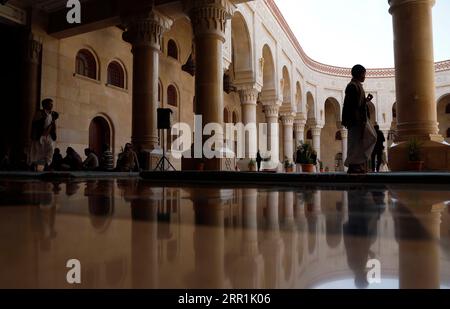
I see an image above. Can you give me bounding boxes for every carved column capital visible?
[238,87,259,106]
[185,0,235,41]
[263,104,279,119]
[389,0,435,14]
[122,10,172,51]
[311,127,322,136]
[280,113,295,126]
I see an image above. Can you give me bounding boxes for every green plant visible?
[408,138,422,162]
[296,142,317,165]
[248,159,256,167]
[284,158,294,168]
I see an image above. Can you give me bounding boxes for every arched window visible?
[76,49,97,79]
[335,131,342,141]
[447,128,450,138]
[392,105,397,118]
[167,39,178,60]
[167,85,178,107]
[232,111,238,124]
[107,61,125,88]
[306,130,312,140]
[446,104,450,114]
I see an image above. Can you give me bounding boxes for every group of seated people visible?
[49,143,140,172]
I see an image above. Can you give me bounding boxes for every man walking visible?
[371,125,386,172]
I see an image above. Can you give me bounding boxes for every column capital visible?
[311,127,322,136]
[389,0,435,14]
[122,10,172,51]
[294,113,307,126]
[185,0,235,41]
[280,113,295,126]
[263,105,279,118]
[238,87,260,106]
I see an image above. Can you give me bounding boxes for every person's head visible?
[66,147,75,155]
[374,125,380,131]
[125,143,133,151]
[42,98,54,112]
[351,64,367,83]
[84,148,92,156]
[54,148,61,155]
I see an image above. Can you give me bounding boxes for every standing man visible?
[29,98,59,170]
[342,65,377,174]
[371,125,386,172]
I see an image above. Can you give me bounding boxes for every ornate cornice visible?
[264,0,450,78]
[122,11,172,51]
[186,0,236,41]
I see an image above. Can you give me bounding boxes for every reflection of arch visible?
[89,116,113,157]
[261,45,276,97]
[76,48,98,80]
[231,12,252,78]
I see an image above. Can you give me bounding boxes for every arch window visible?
[306,130,312,140]
[446,103,450,114]
[107,61,125,88]
[167,85,178,107]
[76,49,97,79]
[168,39,179,60]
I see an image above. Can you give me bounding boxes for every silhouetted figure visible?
[83,148,99,171]
[116,143,140,172]
[49,148,63,171]
[371,125,386,172]
[61,147,83,171]
[342,65,377,174]
[256,150,262,172]
[29,98,59,169]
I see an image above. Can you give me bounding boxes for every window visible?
[76,49,97,79]
[447,128,450,138]
[392,106,397,118]
[224,109,229,123]
[168,39,178,60]
[167,85,178,107]
[307,130,312,140]
[107,61,125,88]
[335,131,342,141]
[446,104,450,114]
[232,112,238,124]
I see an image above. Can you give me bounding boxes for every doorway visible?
[89,117,111,157]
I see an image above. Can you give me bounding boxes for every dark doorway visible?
[89,117,111,157]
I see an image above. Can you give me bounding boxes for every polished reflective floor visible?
[0,179,449,289]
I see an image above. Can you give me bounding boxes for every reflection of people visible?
[342,65,377,174]
[343,189,385,289]
[29,98,59,169]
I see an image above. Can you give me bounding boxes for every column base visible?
[389,140,450,171]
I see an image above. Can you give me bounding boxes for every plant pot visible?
[408,161,424,171]
[301,164,315,173]
[285,167,294,173]
[248,165,257,172]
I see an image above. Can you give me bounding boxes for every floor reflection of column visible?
[295,192,306,267]
[392,191,444,289]
[232,189,264,288]
[130,194,158,288]
[192,189,228,288]
[282,191,296,287]
[306,191,321,255]
[261,191,283,288]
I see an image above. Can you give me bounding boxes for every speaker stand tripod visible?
[154,128,176,171]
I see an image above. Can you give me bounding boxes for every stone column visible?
[340,127,348,169]
[123,11,172,152]
[263,104,280,167]
[281,113,295,163]
[187,0,235,170]
[19,33,42,161]
[389,0,450,171]
[311,126,322,161]
[239,86,259,159]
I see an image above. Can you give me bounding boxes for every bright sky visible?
[274,0,450,68]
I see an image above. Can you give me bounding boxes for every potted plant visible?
[284,158,294,173]
[248,159,257,172]
[407,138,424,171]
[318,160,324,173]
[296,142,317,173]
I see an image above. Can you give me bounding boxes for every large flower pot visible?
[408,161,424,171]
[285,167,294,173]
[301,164,315,173]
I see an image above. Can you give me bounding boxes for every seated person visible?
[116,143,140,172]
[61,147,83,171]
[49,148,63,171]
[83,148,99,171]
